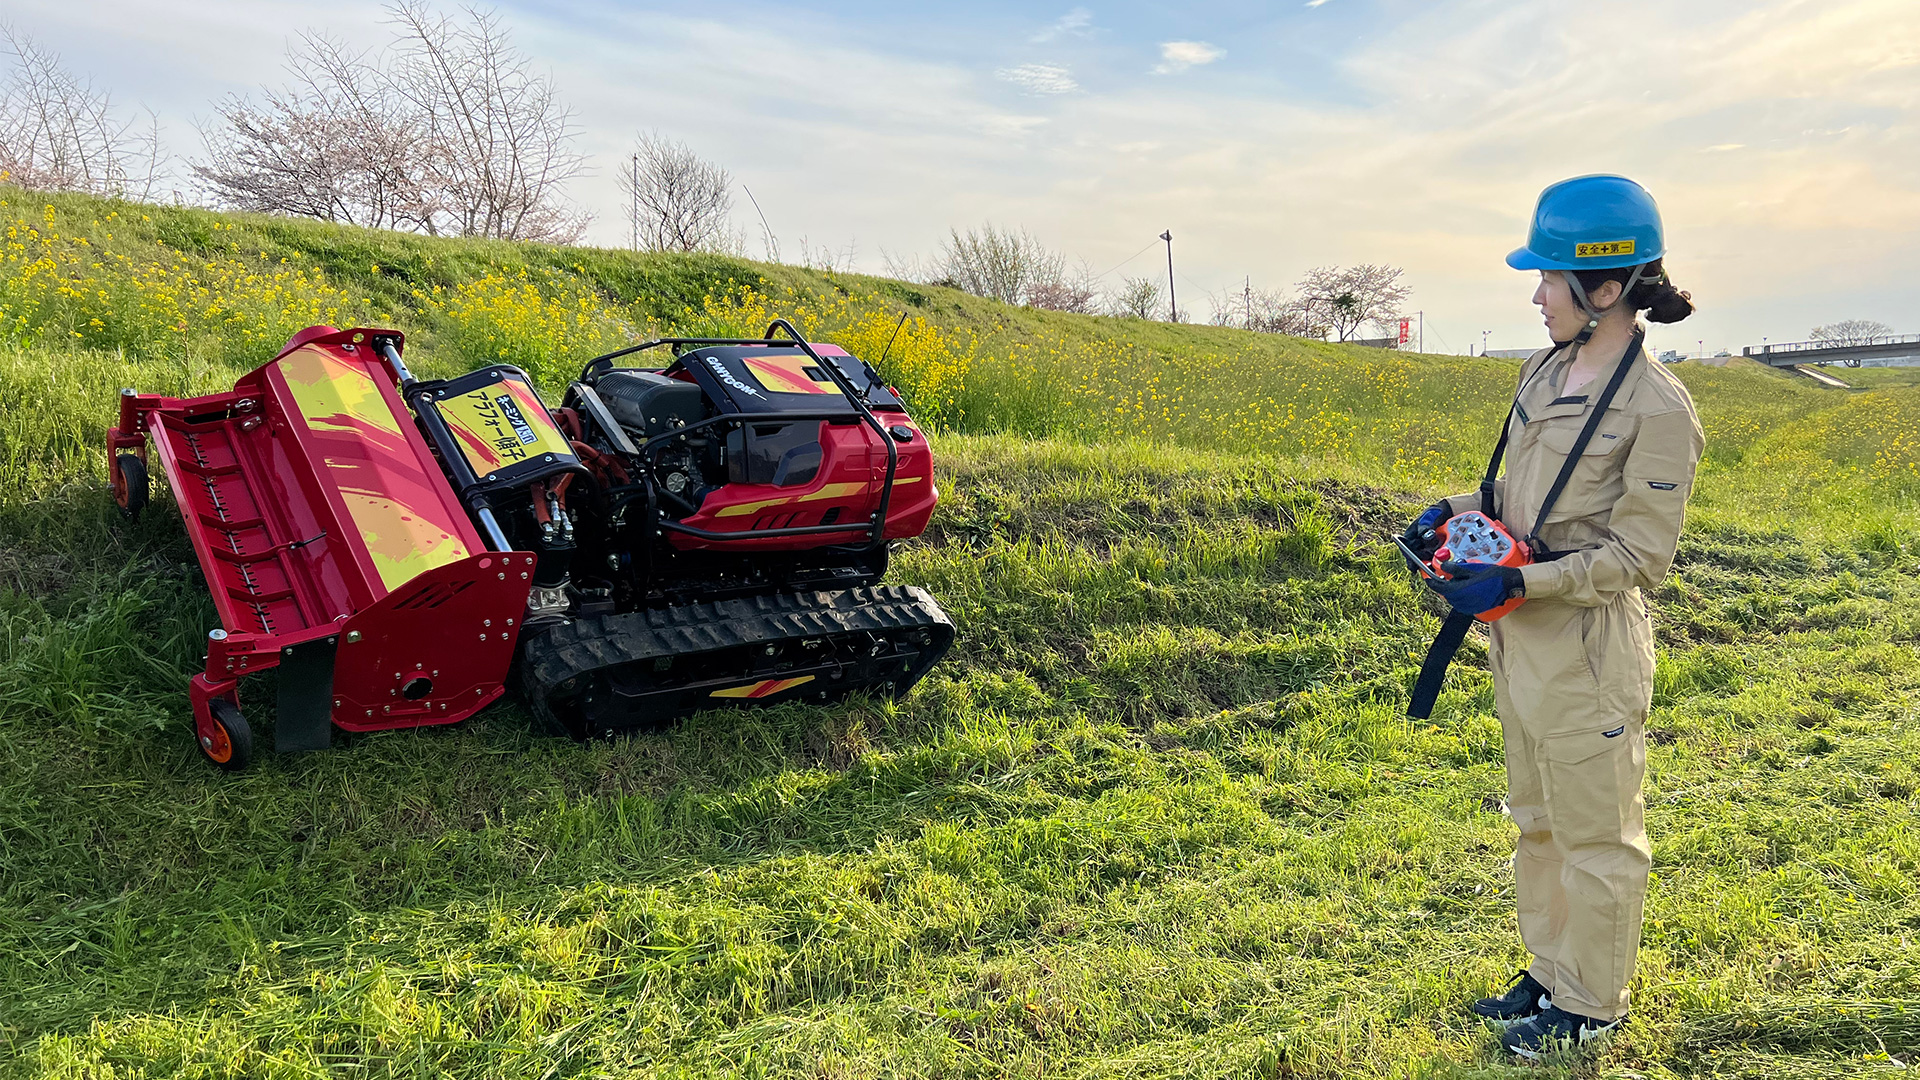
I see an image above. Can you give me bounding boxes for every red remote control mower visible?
[108,319,954,769]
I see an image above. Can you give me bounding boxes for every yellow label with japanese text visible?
[439,377,572,478]
[1574,239,1635,259]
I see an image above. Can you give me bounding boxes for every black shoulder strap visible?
[1477,345,1565,518]
[1522,328,1644,551]
[1408,331,1644,720]
[1408,610,1473,720]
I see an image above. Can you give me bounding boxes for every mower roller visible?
[108,319,954,769]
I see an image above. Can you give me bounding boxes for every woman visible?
[1403,175,1704,1059]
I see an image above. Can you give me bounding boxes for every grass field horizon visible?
[2,186,1918,1078]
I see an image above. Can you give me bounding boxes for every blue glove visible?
[1400,499,1452,561]
[1426,560,1525,616]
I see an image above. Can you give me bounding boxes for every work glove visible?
[1426,560,1525,616]
[1399,499,1453,562]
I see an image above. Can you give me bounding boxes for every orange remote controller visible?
[1427,510,1531,622]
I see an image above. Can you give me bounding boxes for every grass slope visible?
[1,188,1918,1077]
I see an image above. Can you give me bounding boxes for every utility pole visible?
[1481,329,1491,356]
[1160,230,1176,322]
[629,152,639,251]
[1244,276,1253,331]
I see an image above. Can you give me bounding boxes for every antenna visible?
[878,311,908,372]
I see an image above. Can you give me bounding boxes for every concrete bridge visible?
[1743,335,1920,368]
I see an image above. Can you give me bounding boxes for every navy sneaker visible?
[1500,1004,1626,1059]
[1469,970,1551,1027]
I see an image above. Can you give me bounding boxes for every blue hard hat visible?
[1507,174,1665,272]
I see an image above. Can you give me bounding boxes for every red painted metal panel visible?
[671,418,937,550]
[260,331,482,596]
[330,551,533,732]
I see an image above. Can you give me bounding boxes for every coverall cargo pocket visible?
[1542,726,1635,850]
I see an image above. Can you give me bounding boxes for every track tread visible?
[521,586,953,736]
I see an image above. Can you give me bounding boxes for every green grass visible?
[2,188,1919,1077]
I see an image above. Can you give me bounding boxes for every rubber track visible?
[521,585,953,728]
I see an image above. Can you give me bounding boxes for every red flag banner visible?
[1398,319,1411,345]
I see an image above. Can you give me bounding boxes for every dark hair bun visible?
[1626,259,1694,324]
[1638,281,1694,324]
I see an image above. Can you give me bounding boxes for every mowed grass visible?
[1,189,1919,1077]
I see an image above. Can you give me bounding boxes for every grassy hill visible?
[1,186,1917,1078]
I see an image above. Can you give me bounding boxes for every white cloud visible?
[1702,143,1746,152]
[996,63,1080,96]
[1032,7,1093,43]
[978,115,1050,138]
[1154,40,1224,75]
[1305,0,1335,7]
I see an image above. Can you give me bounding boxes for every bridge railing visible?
[1744,334,1920,357]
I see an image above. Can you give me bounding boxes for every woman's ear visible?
[1592,279,1625,309]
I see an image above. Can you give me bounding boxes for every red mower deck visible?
[109,328,533,765]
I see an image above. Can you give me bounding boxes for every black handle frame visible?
[589,320,901,551]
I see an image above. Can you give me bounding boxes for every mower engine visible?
[108,319,954,768]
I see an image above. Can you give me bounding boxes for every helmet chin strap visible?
[1557,263,1652,354]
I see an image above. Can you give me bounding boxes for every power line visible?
[1091,239,1161,281]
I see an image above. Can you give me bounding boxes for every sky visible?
[7,0,1918,356]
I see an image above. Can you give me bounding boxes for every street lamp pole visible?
[1160,230,1176,322]
[1481,329,1491,356]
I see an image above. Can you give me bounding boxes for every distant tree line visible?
[1208,265,1411,343]
[1,7,739,252]
[6,7,1426,345]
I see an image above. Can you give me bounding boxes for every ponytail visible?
[1574,258,1695,324]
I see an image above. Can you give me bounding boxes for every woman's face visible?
[1532,271,1621,342]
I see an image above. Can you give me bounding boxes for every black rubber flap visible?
[276,635,338,752]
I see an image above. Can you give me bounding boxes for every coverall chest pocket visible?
[1531,413,1636,517]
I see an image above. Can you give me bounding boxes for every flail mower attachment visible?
[110,320,953,769]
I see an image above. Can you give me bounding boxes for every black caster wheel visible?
[198,698,254,771]
[114,453,149,520]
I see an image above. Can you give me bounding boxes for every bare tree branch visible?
[0,24,162,198]
[620,132,733,252]
[1810,319,1896,346]
[1208,284,1328,337]
[1026,259,1101,314]
[195,32,436,230]
[1111,276,1161,320]
[386,2,587,242]
[938,224,1061,306]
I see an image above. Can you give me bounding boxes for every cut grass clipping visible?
[2,186,1918,1078]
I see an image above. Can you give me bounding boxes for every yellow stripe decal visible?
[711,675,815,699]
[714,481,869,518]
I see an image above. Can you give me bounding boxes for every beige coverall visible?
[1447,336,1704,1021]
